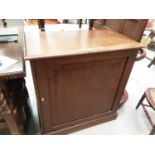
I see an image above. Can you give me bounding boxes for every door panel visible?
[46,57,126,126]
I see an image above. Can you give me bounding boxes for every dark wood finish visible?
[94,19,148,42]
[119,90,128,108]
[25,27,143,134]
[0,28,26,80]
[2,110,21,134]
[136,88,155,135]
[0,122,7,129]
[1,19,7,27]
[0,24,31,134]
[103,19,125,32]
[89,19,94,30]
[79,19,82,28]
[38,19,45,31]
[94,20,147,60]
[63,20,69,23]
[94,19,147,60]
[0,87,20,134]
[93,19,147,107]
[78,19,94,30]
[150,125,155,135]
[136,93,145,109]
[38,19,94,31]
[94,19,122,30]
[122,19,147,42]
[148,57,155,67]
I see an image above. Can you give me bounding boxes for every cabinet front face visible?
[31,51,135,134]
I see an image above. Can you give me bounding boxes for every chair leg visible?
[89,19,94,30]
[150,125,155,135]
[79,19,82,28]
[148,57,155,68]
[38,19,45,31]
[136,93,145,109]
[3,111,20,135]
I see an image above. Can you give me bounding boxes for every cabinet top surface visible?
[24,25,143,60]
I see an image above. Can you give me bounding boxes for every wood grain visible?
[0,28,25,80]
[24,26,143,60]
[25,26,142,134]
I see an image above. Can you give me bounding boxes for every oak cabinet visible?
[31,52,134,134]
[25,27,143,134]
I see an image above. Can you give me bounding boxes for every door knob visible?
[41,97,45,102]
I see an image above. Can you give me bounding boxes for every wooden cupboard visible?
[24,26,143,134]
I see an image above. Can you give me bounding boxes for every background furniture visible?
[38,19,45,31]
[94,19,147,60]
[0,79,30,134]
[0,21,31,134]
[136,88,155,135]
[1,19,7,27]
[78,19,94,30]
[148,57,155,67]
[0,86,20,134]
[93,19,148,106]
[147,30,155,67]
[94,19,147,41]
[24,25,143,134]
[37,19,95,31]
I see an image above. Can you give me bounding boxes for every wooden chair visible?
[1,19,7,27]
[38,19,45,31]
[0,88,21,134]
[136,88,155,135]
[0,78,31,135]
[78,19,94,30]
